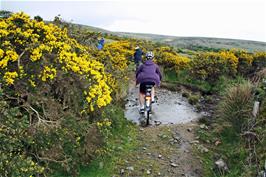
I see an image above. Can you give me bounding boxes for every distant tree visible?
[0,10,13,18]
[34,15,43,22]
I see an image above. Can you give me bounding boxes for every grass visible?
[79,123,138,177]
[196,123,250,177]
[52,103,139,177]
[163,68,247,95]
[163,69,212,93]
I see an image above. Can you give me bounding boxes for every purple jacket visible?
[136,60,162,86]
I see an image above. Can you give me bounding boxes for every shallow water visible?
[124,86,202,125]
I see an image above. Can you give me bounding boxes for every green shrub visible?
[218,81,254,132]
[188,94,200,105]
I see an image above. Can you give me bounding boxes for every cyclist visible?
[133,46,143,70]
[136,51,162,113]
[97,37,105,50]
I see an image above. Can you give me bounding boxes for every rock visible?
[170,163,178,167]
[184,150,189,153]
[140,128,144,131]
[117,146,123,150]
[158,154,162,158]
[120,169,125,174]
[99,161,104,169]
[126,166,134,171]
[147,169,151,175]
[198,145,209,153]
[187,128,192,132]
[200,124,206,129]
[162,135,167,139]
[154,121,162,126]
[191,140,200,144]
[215,159,228,172]
[158,172,161,175]
[147,152,151,156]
[143,147,147,150]
[215,140,221,146]
[173,135,181,141]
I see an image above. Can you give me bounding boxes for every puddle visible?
[125,86,203,125]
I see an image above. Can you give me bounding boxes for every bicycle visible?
[143,84,154,126]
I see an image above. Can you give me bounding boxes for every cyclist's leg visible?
[139,83,146,112]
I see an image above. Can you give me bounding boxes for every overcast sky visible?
[1,0,266,42]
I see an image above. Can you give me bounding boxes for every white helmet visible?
[145,51,154,60]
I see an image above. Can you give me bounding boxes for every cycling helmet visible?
[145,51,154,60]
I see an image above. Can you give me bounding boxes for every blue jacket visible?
[134,49,143,63]
[136,60,162,86]
[99,38,105,46]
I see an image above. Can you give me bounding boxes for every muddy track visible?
[113,77,204,177]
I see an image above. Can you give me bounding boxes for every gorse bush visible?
[92,41,133,98]
[155,46,190,72]
[190,51,239,82]
[218,81,254,132]
[0,12,112,112]
[0,12,133,176]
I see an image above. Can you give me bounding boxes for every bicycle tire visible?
[146,110,150,126]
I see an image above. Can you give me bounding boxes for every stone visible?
[162,135,167,139]
[120,169,125,174]
[99,161,104,169]
[198,145,209,153]
[126,166,134,171]
[117,146,123,150]
[187,128,192,132]
[158,154,162,158]
[215,140,221,146]
[191,140,200,144]
[200,124,206,129]
[215,159,228,172]
[147,169,151,175]
[143,147,147,150]
[170,163,178,167]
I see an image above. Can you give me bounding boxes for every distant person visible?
[136,51,162,113]
[97,37,105,50]
[133,46,143,70]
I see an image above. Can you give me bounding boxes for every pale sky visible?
[1,0,266,42]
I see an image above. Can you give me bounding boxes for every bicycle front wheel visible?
[145,110,150,126]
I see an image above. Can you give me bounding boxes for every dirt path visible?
[113,123,202,177]
[114,77,203,176]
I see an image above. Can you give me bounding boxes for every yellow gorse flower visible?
[3,71,18,85]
